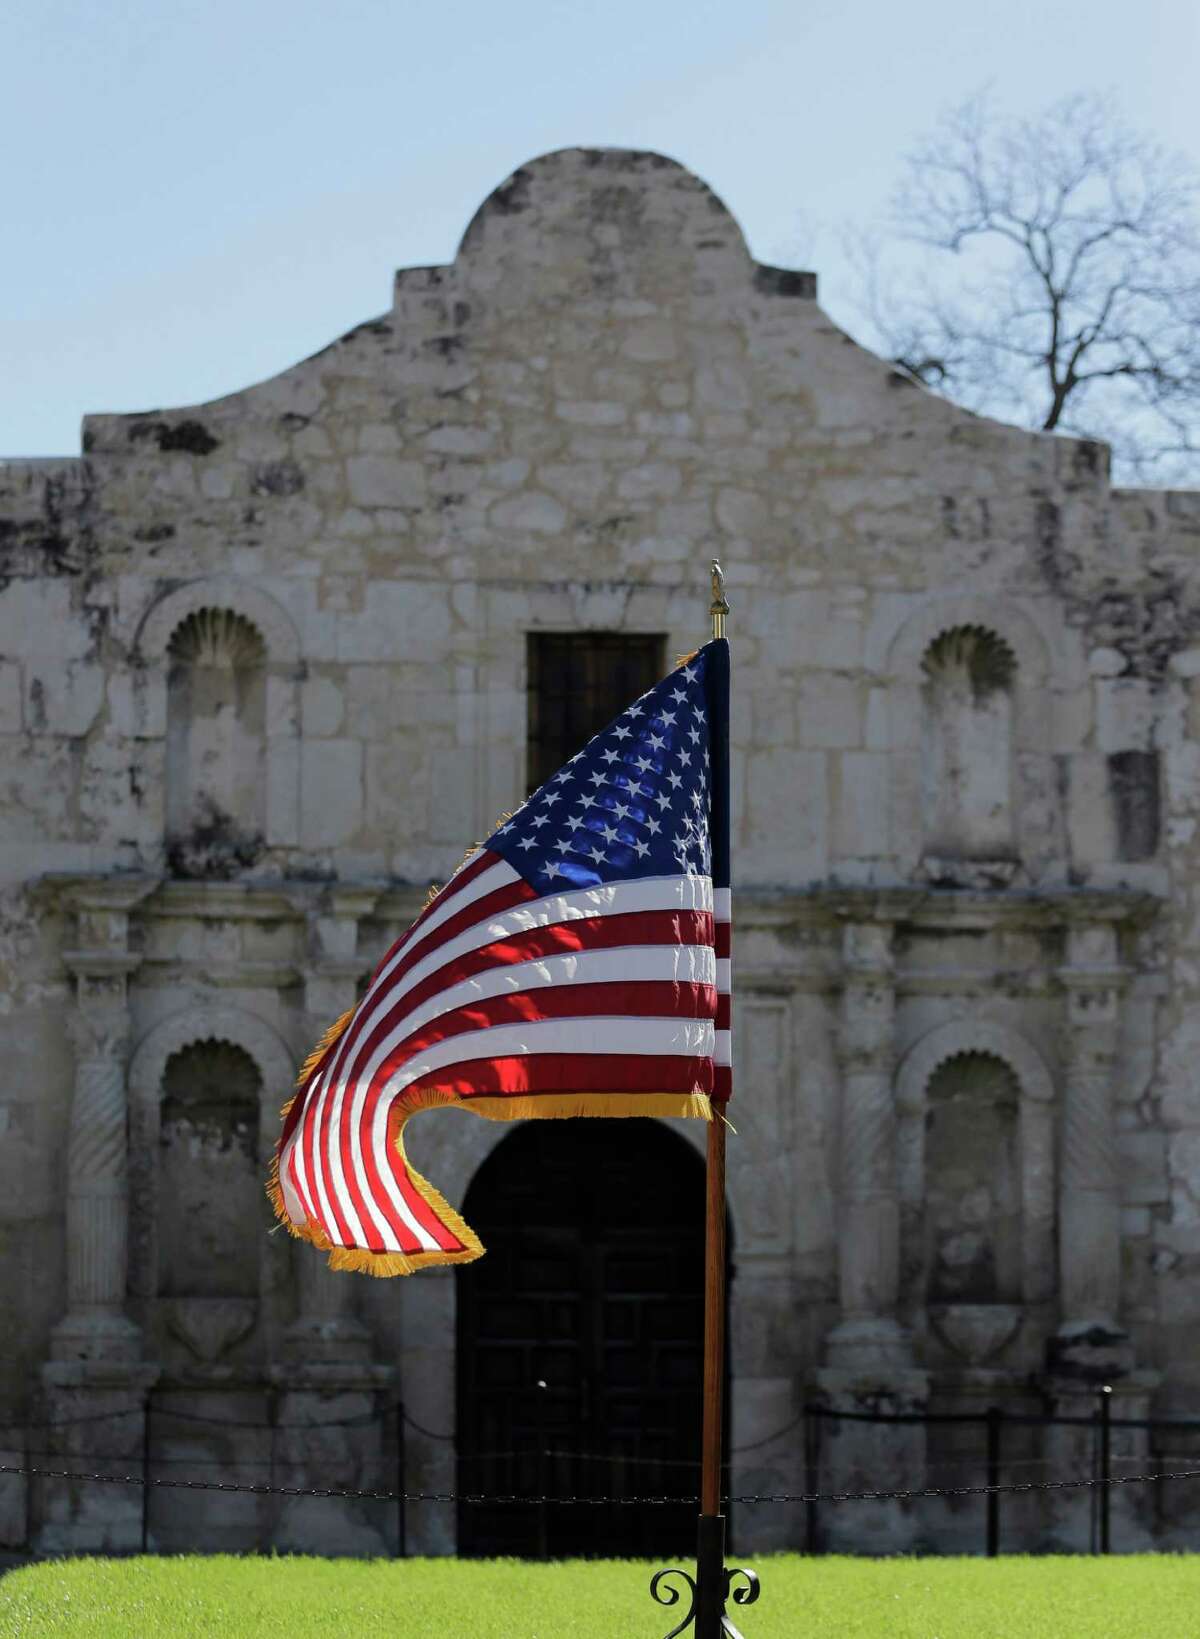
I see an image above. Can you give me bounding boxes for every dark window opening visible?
[1108,750,1160,861]
[526,632,665,794]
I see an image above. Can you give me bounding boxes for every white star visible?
[498,821,515,834]
[518,837,537,851]
[660,710,676,726]
[671,688,687,704]
[589,771,606,787]
[614,802,630,819]
[678,749,691,766]
[555,838,572,854]
[626,704,643,718]
[588,844,606,864]
[688,725,701,745]
[634,839,650,858]
[542,791,561,807]
[691,790,703,808]
[602,748,620,764]
[635,756,653,773]
[578,795,596,810]
[667,770,683,789]
[531,814,549,828]
[648,733,665,751]
[613,725,630,740]
[552,769,572,783]
[683,664,697,681]
[645,816,661,835]
[655,793,671,811]
[543,860,563,879]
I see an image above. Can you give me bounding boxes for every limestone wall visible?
[1,146,1198,1555]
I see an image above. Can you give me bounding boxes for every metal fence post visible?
[1100,1385,1112,1555]
[141,1389,152,1555]
[804,1407,821,1555]
[985,1406,1001,1558]
[395,1400,406,1559]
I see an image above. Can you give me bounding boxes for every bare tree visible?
[854,92,1200,484]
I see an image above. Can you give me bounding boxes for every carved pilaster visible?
[286,887,381,1360]
[46,883,156,1362]
[826,920,911,1372]
[1052,921,1132,1376]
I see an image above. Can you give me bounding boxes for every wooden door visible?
[456,1119,718,1558]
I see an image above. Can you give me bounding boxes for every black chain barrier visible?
[7,1458,1200,1508]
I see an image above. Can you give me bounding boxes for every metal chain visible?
[8,1459,1200,1508]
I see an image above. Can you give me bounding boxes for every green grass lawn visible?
[3,1553,1200,1638]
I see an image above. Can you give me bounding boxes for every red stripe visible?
[371,981,717,1070]
[716,995,730,1030]
[713,1065,732,1102]
[383,1110,469,1253]
[401,1051,714,1104]
[715,922,731,958]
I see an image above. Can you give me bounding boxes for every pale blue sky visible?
[4,0,1195,455]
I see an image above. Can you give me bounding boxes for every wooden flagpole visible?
[694,563,749,1639]
[650,563,757,1638]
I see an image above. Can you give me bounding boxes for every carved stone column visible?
[285,887,382,1361]
[1051,920,1134,1379]
[37,876,160,1554]
[825,920,910,1372]
[817,917,927,1553]
[46,877,159,1362]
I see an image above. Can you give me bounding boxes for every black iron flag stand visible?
[649,564,759,1638]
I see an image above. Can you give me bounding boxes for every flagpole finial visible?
[709,559,729,641]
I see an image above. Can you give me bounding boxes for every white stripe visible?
[715,1028,732,1068]
[382,944,717,1053]
[374,1014,715,1105]
[280,1154,307,1227]
[714,887,731,920]
[716,957,731,993]
[334,873,714,1115]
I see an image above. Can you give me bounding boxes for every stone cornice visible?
[31,871,1163,937]
[735,885,1160,931]
[33,873,161,915]
[62,951,143,980]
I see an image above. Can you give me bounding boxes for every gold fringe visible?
[295,1006,356,1091]
[459,1091,713,1124]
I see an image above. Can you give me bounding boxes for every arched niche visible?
[871,594,1058,881]
[919,626,1018,877]
[134,578,303,856]
[126,1005,297,1356]
[165,609,267,875]
[157,1039,263,1302]
[894,1020,1056,1337]
[923,1052,1022,1305]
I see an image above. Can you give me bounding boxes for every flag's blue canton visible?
[487,650,713,891]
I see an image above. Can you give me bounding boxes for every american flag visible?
[268,637,731,1275]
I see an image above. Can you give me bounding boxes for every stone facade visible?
[2,146,1200,1557]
